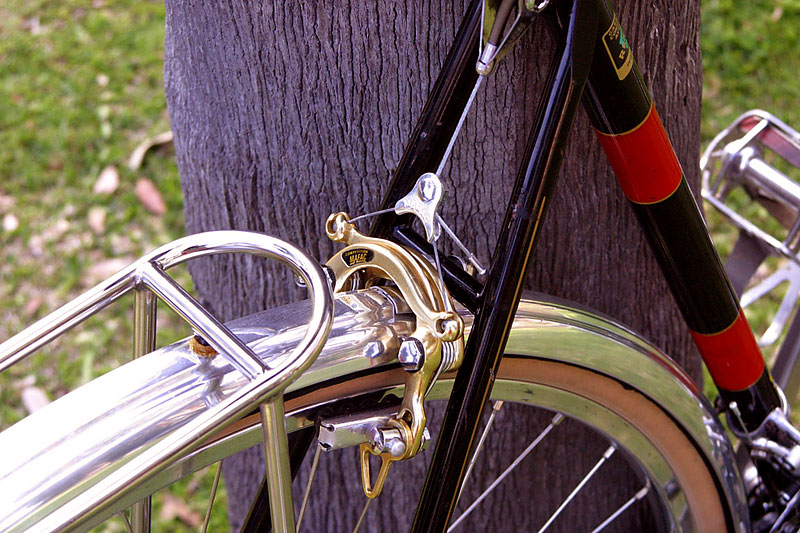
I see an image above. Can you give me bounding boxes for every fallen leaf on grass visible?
[23,296,43,317]
[12,376,35,390]
[22,17,44,35]
[136,178,166,215]
[84,257,133,285]
[0,194,16,211]
[42,219,70,242]
[160,493,202,528]
[3,213,19,232]
[87,207,106,234]
[22,386,50,414]
[128,131,173,170]
[93,165,119,195]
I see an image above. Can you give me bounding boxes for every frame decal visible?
[602,15,633,80]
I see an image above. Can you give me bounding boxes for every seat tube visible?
[582,0,781,430]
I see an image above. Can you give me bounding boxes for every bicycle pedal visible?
[702,111,800,346]
[702,110,800,260]
[740,261,800,347]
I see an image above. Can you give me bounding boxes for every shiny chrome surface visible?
[0,230,334,532]
[131,287,156,533]
[394,172,443,242]
[701,109,800,262]
[138,261,266,380]
[507,296,749,532]
[0,289,404,532]
[260,400,295,533]
[0,230,334,380]
[0,291,747,531]
[318,408,398,451]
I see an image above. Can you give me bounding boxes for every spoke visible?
[448,413,564,531]
[201,462,222,533]
[454,401,505,508]
[297,445,322,531]
[351,498,372,533]
[537,444,617,533]
[590,481,650,533]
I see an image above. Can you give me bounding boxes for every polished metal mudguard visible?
[0,289,748,531]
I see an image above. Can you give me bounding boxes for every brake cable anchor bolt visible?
[398,337,425,372]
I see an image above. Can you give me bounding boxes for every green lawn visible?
[0,1,220,530]
[701,0,800,372]
[1,0,799,530]
[0,0,186,422]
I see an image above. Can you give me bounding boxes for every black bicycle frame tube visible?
[361,0,782,530]
[410,1,597,530]
[366,0,486,311]
[581,0,781,431]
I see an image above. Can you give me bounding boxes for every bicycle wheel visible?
[0,291,746,531]
[284,358,722,532]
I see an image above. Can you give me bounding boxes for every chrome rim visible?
[90,360,715,531]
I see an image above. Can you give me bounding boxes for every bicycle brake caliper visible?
[325,212,465,498]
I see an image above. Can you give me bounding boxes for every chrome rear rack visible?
[0,231,333,531]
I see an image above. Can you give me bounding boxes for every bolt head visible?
[387,438,406,457]
[364,340,384,359]
[398,337,425,371]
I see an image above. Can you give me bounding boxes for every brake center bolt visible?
[418,174,438,202]
[398,337,425,372]
[368,427,406,457]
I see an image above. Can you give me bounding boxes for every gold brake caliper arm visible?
[325,212,465,498]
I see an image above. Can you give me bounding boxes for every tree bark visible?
[164,1,701,531]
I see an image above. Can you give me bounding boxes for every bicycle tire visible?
[0,291,747,531]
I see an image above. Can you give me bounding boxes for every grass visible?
[0,0,187,417]
[701,0,800,404]
[0,1,214,530]
[701,0,800,141]
[0,0,799,530]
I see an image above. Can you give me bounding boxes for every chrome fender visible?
[505,294,749,532]
[0,290,747,531]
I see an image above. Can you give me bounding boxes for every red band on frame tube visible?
[690,310,765,391]
[595,104,683,204]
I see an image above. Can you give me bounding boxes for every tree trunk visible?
[164,1,701,531]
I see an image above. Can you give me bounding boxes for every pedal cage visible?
[702,110,800,346]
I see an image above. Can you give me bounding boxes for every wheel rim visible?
[108,357,730,532]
